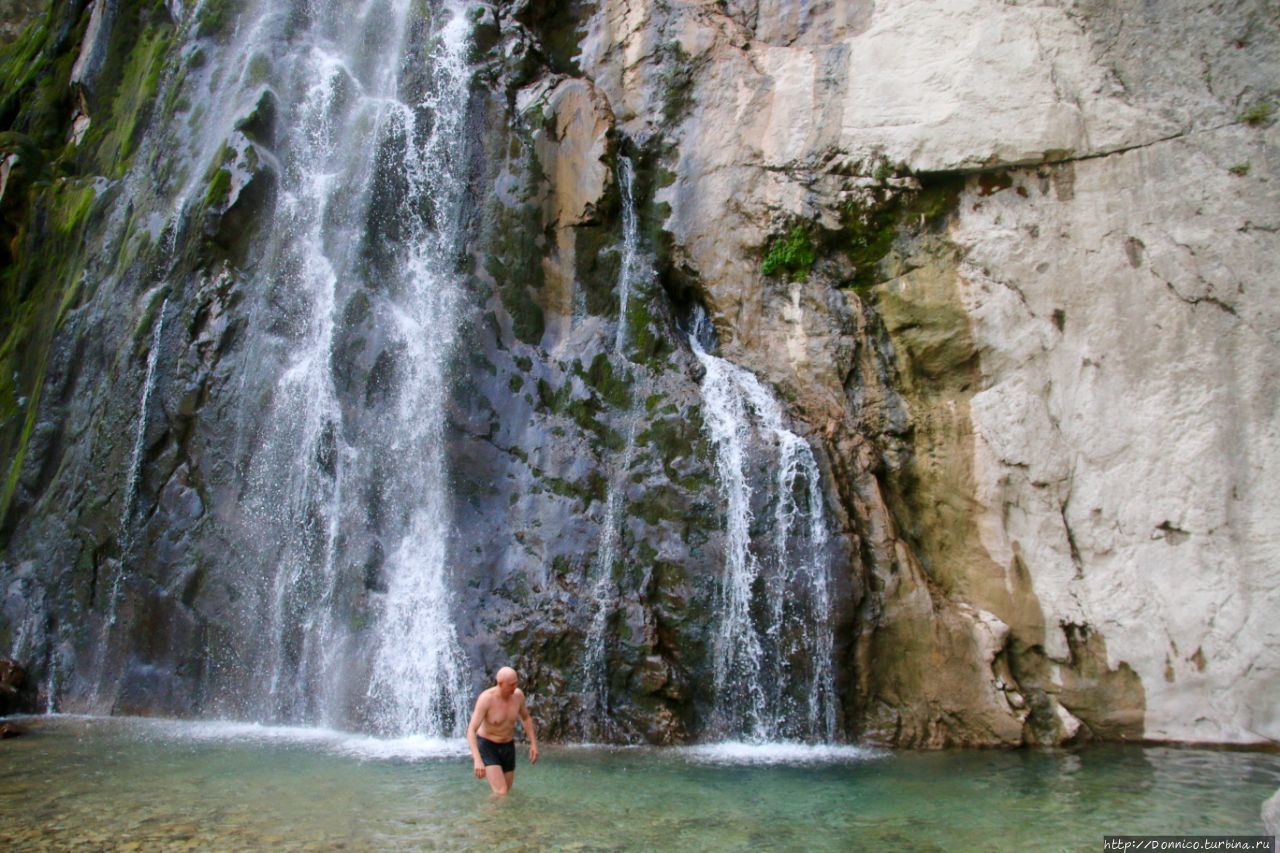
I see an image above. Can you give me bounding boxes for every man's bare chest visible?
[485,697,518,726]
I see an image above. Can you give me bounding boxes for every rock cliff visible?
[0,0,1275,746]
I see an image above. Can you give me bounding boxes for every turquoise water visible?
[1,717,1276,851]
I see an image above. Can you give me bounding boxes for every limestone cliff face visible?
[0,0,1274,747]
[557,0,1277,744]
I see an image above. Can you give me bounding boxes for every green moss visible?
[573,224,621,317]
[623,286,673,370]
[0,21,49,100]
[536,377,569,414]
[841,173,964,290]
[840,207,897,287]
[82,24,174,178]
[578,353,631,409]
[1228,163,1251,177]
[638,406,708,485]
[542,468,607,507]
[486,202,545,345]
[1239,101,1274,126]
[872,156,896,182]
[204,167,232,209]
[658,41,694,125]
[761,226,816,281]
[196,0,244,41]
[507,374,524,393]
[0,9,89,167]
[628,484,695,527]
[0,179,99,525]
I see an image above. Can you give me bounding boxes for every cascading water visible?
[361,4,475,739]
[225,0,474,735]
[689,310,837,742]
[581,157,645,736]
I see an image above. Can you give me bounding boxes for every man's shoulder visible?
[476,686,498,704]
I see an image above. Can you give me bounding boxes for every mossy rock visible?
[761,226,816,281]
[838,173,964,290]
[572,223,621,317]
[196,0,245,41]
[576,353,631,410]
[485,201,546,346]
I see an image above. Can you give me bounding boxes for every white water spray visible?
[231,0,475,734]
[689,309,836,742]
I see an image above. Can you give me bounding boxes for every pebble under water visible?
[1,717,1277,851]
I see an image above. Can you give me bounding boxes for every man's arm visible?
[519,692,539,764]
[466,693,488,778]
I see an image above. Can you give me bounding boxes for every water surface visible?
[1,717,1276,851]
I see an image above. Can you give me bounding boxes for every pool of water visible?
[1,716,1276,850]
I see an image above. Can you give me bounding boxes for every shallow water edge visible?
[2,716,1277,851]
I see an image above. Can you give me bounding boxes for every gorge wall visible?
[0,0,1275,747]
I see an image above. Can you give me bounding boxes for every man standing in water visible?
[466,666,538,796]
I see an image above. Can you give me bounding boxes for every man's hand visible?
[474,762,485,779]
[529,744,538,765]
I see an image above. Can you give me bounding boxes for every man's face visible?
[497,673,517,698]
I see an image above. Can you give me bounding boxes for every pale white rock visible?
[1055,701,1084,740]
[70,114,92,147]
[957,604,1011,665]
[0,153,15,203]
[952,124,1280,744]
[1264,788,1280,837]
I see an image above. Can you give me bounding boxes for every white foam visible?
[140,719,467,761]
[333,734,468,761]
[676,741,887,766]
[150,719,347,745]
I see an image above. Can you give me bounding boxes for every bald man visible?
[466,666,539,795]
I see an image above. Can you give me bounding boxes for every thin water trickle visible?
[613,158,640,354]
[581,157,647,736]
[108,296,169,629]
[690,308,836,742]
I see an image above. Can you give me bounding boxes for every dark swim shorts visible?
[477,735,516,773]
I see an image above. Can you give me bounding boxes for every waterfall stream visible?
[690,310,836,742]
[225,0,475,735]
[108,296,169,629]
[581,158,645,736]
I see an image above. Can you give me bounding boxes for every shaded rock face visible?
[0,0,1275,747]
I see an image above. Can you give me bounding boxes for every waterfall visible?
[581,157,644,736]
[689,310,836,742]
[361,2,475,738]
[613,158,640,353]
[108,296,169,628]
[229,0,474,734]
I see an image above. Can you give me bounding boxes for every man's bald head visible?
[495,667,518,697]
